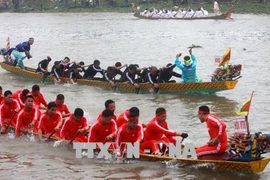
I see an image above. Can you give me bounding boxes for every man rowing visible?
[54,94,71,119]
[67,64,83,84]
[13,89,30,109]
[59,57,71,78]
[84,60,104,80]
[142,66,160,89]
[60,108,88,142]
[15,94,40,137]
[88,109,117,145]
[116,107,140,128]
[196,106,227,157]
[121,64,140,89]
[37,102,62,141]
[115,107,144,156]
[175,48,201,83]
[12,37,34,69]
[0,90,20,133]
[51,61,62,84]
[159,63,182,83]
[140,107,188,155]
[103,66,117,87]
[30,85,48,110]
[96,99,117,122]
[113,62,127,79]
[36,56,52,82]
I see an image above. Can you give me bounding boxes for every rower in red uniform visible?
[88,109,117,144]
[60,108,88,142]
[15,94,40,137]
[13,89,30,109]
[54,94,71,118]
[117,107,146,128]
[96,99,117,122]
[37,102,62,141]
[0,90,20,133]
[30,85,47,110]
[115,107,144,155]
[140,107,188,154]
[196,106,227,157]
[0,86,3,103]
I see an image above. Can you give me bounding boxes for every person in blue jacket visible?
[12,37,34,69]
[174,48,201,83]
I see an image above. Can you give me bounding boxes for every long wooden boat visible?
[6,125,270,174]
[133,12,228,20]
[0,62,238,94]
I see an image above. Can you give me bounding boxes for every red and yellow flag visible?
[236,92,254,116]
[219,48,231,67]
[6,37,10,50]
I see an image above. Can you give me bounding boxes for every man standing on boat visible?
[174,48,201,83]
[15,94,40,136]
[0,90,20,133]
[196,106,227,157]
[37,102,62,141]
[140,107,188,155]
[60,108,88,142]
[213,0,220,15]
[12,37,34,69]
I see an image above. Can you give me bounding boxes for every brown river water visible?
[0,13,270,179]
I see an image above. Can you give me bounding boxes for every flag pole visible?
[245,91,254,135]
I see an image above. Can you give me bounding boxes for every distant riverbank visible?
[0,1,270,14]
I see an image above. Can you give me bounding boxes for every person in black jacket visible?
[159,63,182,83]
[83,59,104,80]
[36,56,52,82]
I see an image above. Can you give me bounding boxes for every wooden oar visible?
[68,131,80,144]
[135,87,140,94]
[45,130,56,142]
[1,111,17,134]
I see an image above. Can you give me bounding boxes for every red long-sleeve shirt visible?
[206,114,227,143]
[0,99,20,126]
[38,111,62,135]
[144,117,177,141]
[13,90,25,109]
[116,110,129,128]
[30,92,48,108]
[15,106,40,136]
[0,95,4,104]
[88,117,117,143]
[96,110,117,122]
[53,101,70,114]
[60,114,88,140]
[115,123,144,146]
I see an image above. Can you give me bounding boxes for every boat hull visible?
[133,13,228,20]
[0,62,238,94]
[6,125,270,174]
[140,153,270,174]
